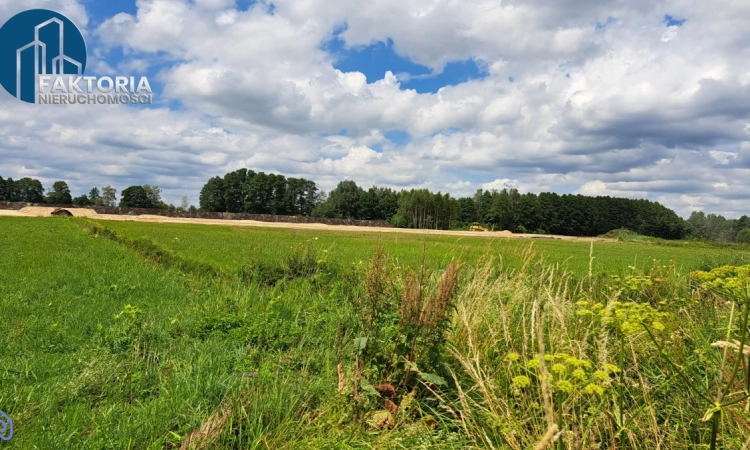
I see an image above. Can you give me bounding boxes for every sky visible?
[1,0,749,218]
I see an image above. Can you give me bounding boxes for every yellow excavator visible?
[470,222,487,232]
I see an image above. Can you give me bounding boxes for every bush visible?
[390,214,409,228]
[737,228,750,244]
[344,245,460,421]
[239,240,329,286]
[72,195,92,206]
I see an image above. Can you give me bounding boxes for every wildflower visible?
[527,359,540,369]
[512,375,531,389]
[566,357,592,369]
[556,380,573,393]
[593,370,610,382]
[504,352,521,363]
[551,363,567,375]
[572,369,587,381]
[584,383,605,395]
[604,364,621,374]
[620,320,640,336]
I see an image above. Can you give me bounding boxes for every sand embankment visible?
[0,208,612,242]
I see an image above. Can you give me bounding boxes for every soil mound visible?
[19,206,99,217]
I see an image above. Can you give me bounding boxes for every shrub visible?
[737,228,750,244]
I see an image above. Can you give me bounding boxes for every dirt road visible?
[0,207,613,242]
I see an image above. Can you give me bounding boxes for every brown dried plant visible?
[423,261,459,330]
[399,272,424,330]
[360,243,391,331]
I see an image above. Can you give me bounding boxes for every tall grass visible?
[2,216,749,448]
[442,249,749,449]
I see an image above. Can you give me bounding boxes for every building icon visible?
[16,18,83,101]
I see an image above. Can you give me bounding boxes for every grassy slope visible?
[2,217,749,448]
[0,217,217,448]
[0,217,342,448]
[99,220,750,277]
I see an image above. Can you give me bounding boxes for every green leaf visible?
[419,371,447,387]
[354,337,368,355]
[359,378,380,398]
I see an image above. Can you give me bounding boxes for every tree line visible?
[0,175,194,211]
[4,172,748,241]
[199,169,319,216]
[198,173,691,239]
[685,211,750,243]
[305,180,687,239]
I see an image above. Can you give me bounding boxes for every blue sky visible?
[1,0,749,217]
[326,36,488,94]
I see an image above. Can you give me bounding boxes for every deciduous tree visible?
[15,177,45,203]
[120,186,154,208]
[101,186,117,207]
[88,187,102,206]
[45,181,72,205]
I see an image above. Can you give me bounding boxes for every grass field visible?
[2,216,750,449]
[91,219,750,278]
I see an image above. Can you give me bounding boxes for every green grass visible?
[0,218,345,448]
[1,216,749,449]
[97,219,750,277]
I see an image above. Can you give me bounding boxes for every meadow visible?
[1,216,750,449]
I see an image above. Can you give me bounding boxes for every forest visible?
[198,170,693,240]
[2,171,749,242]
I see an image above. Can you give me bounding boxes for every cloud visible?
[1,0,750,218]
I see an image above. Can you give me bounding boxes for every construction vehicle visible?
[470,222,487,232]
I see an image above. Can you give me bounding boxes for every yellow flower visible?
[556,380,573,393]
[552,363,567,375]
[504,352,521,363]
[593,370,610,382]
[572,369,587,381]
[604,364,621,374]
[584,383,605,395]
[512,375,531,389]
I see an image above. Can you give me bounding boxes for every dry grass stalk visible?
[180,401,233,450]
[725,406,750,433]
[534,424,560,450]
[534,297,556,430]
[354,355,361,400]
[337,363,347,393]
[711,340,750,356]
